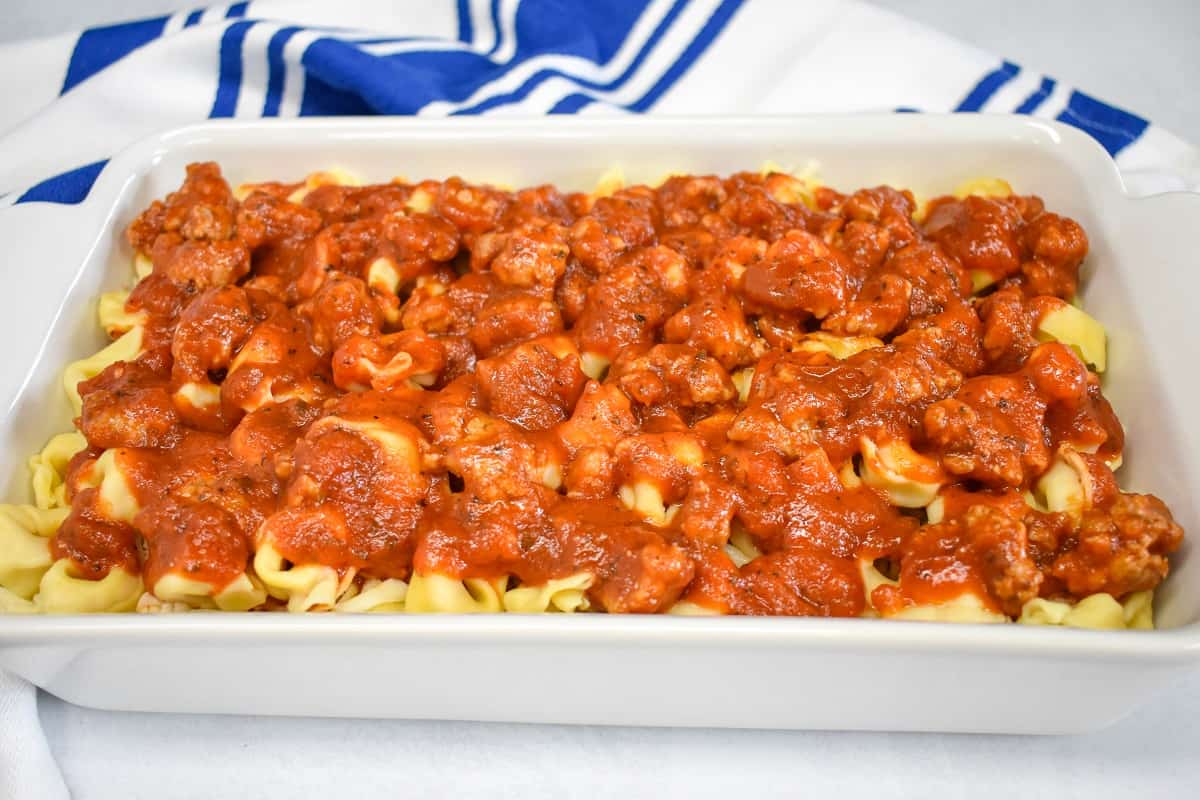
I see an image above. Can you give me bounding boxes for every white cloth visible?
[0,671,68,800]
[0,2,1196,797]
[0,0,1197,203]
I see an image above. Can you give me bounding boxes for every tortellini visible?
[254,541,344,613]
[502,573,594,614]
[794,332,883,360]
[97,290,148,338]
[0,504,68,600]
[28,432,86,510]
[151,572,267,612]
[953,177,1013,199]
[858,436,945,508]
[1028,447,1098,520]
[618,481,680,528]
[1019,591,1153,630]
[730,367,754,405]
[405,572,508,614]
[35,559,143,614]
[335,578,409,613]
[724,528,763,569]
[73,448,141,524]
[62,325,144,414]
[580,351,611,381]
[591,166,626,200]
[282,168,362,204]
[857,559,1007,624]
[667,600,723,616]
[1037,302,1107,373]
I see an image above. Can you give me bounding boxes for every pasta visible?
[334,577,408,613]
[97,290,148,337]
[405,573,507,614]
[35,559,142,613]
[73,448,141,523]
[502,572,593,613]
[857,436,944,508]
[28,432,86,510]
[62,325,143,414]
[0,505,67,600]
[254,541,344,612]
[0,161,1183,627]
[859,559,1006,624]
[151,571,267,612]
[1018,590,1153,630]
[1036,302,1107,372]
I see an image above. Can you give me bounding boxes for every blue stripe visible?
[627,0,742,111]
[549,93,595,114]
[298,1,695,117]
[895,106,921,113]
[954,60,1019,112]
[451,0,688,116]
[16,160,108,205]
[226,2,249,17]
[1055,90,1148,157]
[1015,77,1055,114]
[210,20,256,118]
[298,0,649,116]
[457,0,473,44]
[299,40,432,115]
[184,9,204,27]
[61,16,169,93]
[487,0,503,56]
[263,25,301,116]
[338,35,464,46]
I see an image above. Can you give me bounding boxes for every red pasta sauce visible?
[49,164,1182,616]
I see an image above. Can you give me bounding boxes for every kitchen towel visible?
[0,2,1196,798]
[1,0,1198,204]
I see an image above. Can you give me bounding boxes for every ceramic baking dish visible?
[0,115,1197,734]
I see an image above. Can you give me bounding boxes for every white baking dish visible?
[0,115,1198,734]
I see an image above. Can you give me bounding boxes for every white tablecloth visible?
[38,671,1200,799]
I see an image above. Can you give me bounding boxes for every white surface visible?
[0,670,67,800]
[38,669,1200,800]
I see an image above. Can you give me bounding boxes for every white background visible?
[6,1,1200,798]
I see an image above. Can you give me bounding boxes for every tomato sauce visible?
[52,163,1184,616]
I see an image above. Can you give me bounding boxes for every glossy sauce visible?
[52,164,1184,615]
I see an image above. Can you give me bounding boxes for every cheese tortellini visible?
[62,325,144,414]
[857,558,1007,624]
[34,559,143,614]
[1019,591,1153,630]
[502,572,594,613]
[1036,302,1107,373]
[858,436,945,508]
[0,504,67,601]
[28,432,86,510]
[405,573,508,614]
[254,540,345,613]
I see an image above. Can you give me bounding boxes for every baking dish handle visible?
[0,201,103,421]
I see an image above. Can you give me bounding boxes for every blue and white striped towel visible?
[0,1,1196,796]
[0,0,1198,206]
